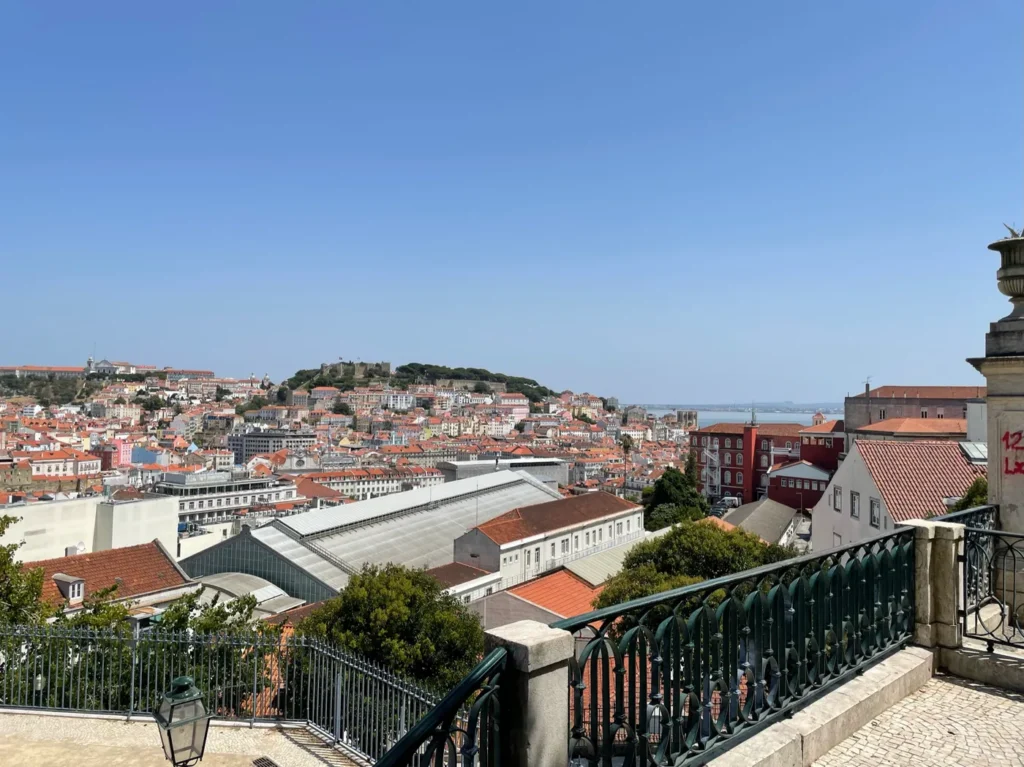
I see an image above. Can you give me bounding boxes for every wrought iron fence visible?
[376,647,506,767]
[933,505,998,612]
[0,624,441,763]
[961,527,1024,651]
[550,528,916,766]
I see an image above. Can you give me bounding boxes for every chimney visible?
[742,424,757,504]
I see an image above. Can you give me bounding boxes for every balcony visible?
[375,504,1024,766]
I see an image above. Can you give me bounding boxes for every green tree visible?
[514,421,526,433]
[645,503,704,530]
[620,434,634,461]
[235,395,269,415]
[684,448,699,488]
[646,466,708,514]
[332,401,352,415]
[275,386,289,404]
[215,386,232,402]
[0,516,50,626]
[138,395,165,412]
[953,477,988,511]
[55,585,133,630]
[473,382,491,394]
[298,564,484,689]
[113,397,127,405]
[576,411,596,425]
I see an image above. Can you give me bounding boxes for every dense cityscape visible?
[2,2,1021,766]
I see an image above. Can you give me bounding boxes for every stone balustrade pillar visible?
[484,620,574,767]
[904,519,964,648]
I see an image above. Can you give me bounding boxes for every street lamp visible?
[153,676,212,767]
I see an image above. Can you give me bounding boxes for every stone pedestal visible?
[484,620,574,767]
[969,235,1024,534]
[904,519,964,648]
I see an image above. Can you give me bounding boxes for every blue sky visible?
[2,2,1021,404]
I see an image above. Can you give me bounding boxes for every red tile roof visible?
[854,386,985,400]
[509,570,604,618]
[800,419,845,434]
[856,440,987,522]
[425,562,495,587]
[475,493,640,545]
[24,541,188,607]
[853,417,967,436]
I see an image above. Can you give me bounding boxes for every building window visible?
[585,532,590,546]
[850,491,860,519]
[535,546,540,563]
[737,437,743,449]
[921,408,928,418]
[725,438,732,449]
[870,498,881,528]
[834,486,842,512]
[526,549,531,565]
[736,452,743,464]
[724,453,732,466]
[713,438,719,448]
[608,524,612,538]
[702,436,708,446]
[825,438,833,448]
[879,408,886,420]
[598,528,602,542]
[785,441,792,449]
[616,522,623,535]
[551,543,555,557]
[760,474,768,487]
[736,472,743,485]
[937,408,944,419]
[626,519,631,532]
[724,470,732,484]
[760,455,768,468]
[485,587,493,596]
[761,440,768,451]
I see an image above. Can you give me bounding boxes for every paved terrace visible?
[0,713,359,767]
[814,674,1024,767]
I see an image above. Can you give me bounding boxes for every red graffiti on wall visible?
[1003,430,1024,474]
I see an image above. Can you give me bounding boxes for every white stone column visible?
[904,519,964,649]
[484,620,574,767]
[970,234,1024,533]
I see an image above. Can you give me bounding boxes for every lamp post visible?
[153,676,212,767]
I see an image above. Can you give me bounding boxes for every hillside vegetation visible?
[0,375,103,407]
[284,362,557,403]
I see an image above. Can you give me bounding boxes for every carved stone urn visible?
[990,235,1024,320]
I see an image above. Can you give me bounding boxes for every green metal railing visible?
[376,647,507,767]
[0,625,440,763]
[551,528,916,766]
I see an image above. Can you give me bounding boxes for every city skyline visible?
[2,2,1020,402]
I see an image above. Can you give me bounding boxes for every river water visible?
[644,409,836,428]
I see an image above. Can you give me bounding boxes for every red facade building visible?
[690,421,805,504]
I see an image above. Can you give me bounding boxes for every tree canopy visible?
[0,516,50,627]
[332,401,352,415]
[644,466,708,531]
[235,395,269,415]
[594,520,797,622]
[953,477,988,511]
[297,564,484,690]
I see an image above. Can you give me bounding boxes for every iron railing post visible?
[334,668,342,744]
[127,623,139,720]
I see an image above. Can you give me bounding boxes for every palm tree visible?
[620,434,634,465]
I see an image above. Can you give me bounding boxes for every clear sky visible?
[2,2,1021,404]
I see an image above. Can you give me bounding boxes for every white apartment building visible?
[296,466,444,501]
[810,440,985,551]
[14,448,102,478]
[150,470,305,522]
[0,495,179,561]
[452,492,644,589]
[382,391,414,411]
[227,430,317,463]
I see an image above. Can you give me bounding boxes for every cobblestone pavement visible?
[813,674,1024,767]
[0,712,358,766]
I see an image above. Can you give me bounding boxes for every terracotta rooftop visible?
[692,422,806,437]
[853,417,967,436]
[475,492,640,545]
[856,440,987,522]
[425,561,495,587]
[24,541,189,607]
[853,386,985,400]
[509,569,603,619]
[800,419,845,434]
